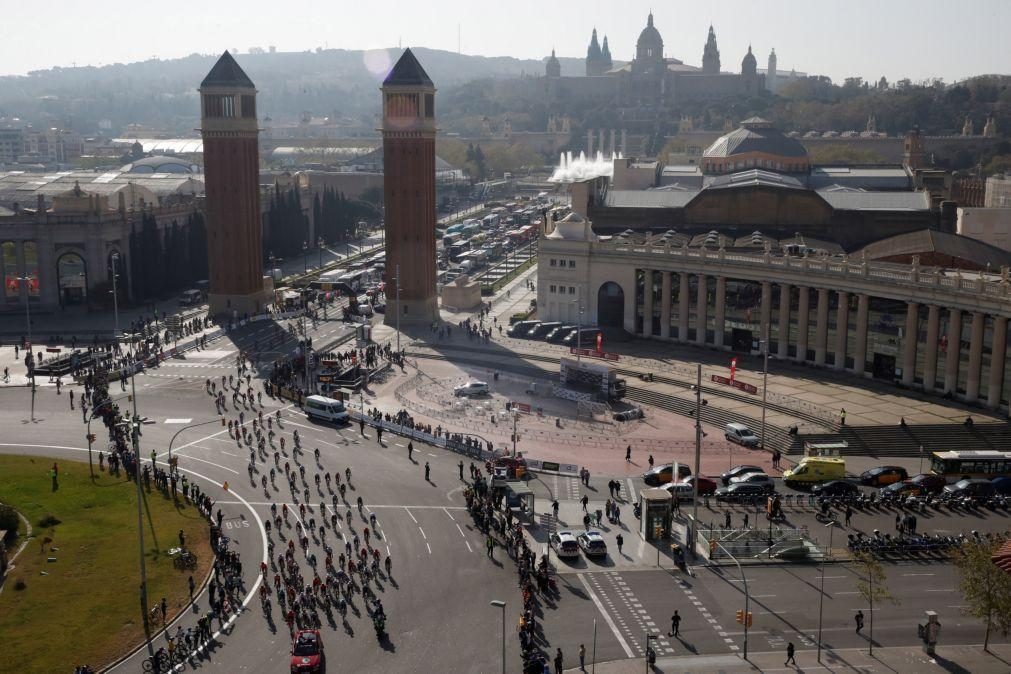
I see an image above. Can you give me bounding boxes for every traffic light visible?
[746,612,753,628]
[736,610,744,624]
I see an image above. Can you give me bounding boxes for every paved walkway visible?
[566,643,1011,673]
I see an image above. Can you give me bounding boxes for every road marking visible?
[902,573,935,577]
[443,508,456,521]
[926,588,955,592]
[578,573,634,658]
[165,418,193,424]
[426,542,432,554]
[456,524,466,538]
[418,527,427,540]
[173,453,240,475]
[465,540,473,553]
[819,576,846,579]
[835,591,860,595]
[405,508,419,524]
[753,594,777,598]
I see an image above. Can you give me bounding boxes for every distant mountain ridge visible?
[0,47,586,135]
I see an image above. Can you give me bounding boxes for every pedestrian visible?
[840,408,846,425]
[188,575,196,600]
[178,529,186,548]
[743,512,749,529]
[486,535,494,558]
[785,642,796,666]
[424,461,430,481]
[359,419,365,436]
[458,460,464,480]
[554,647,563,674]
[552,500,560,520]
[616,533,624,555]
[377,426,383,443]
[578,644,586,670]
[161,597,168,623]
[845,504,852,527]
[69,389,75,410]
[669,610,681,637]
[583,513,591,531]
[895,512,902,534]
[580,494,589,512]
[648,454,654,469]
[408,441,414,460]
[625,445,631,463]
[725,511,732,529]
[855,610,864,633]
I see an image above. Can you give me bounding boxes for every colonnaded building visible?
[538,120,1011,411]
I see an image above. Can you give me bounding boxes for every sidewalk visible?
[567,643,1011,673]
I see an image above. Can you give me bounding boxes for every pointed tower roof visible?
[383,48,433,87]
[201,51,254,88]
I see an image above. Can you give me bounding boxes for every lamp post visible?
[302,240,308,273]
[394,264,402,355]
[120,372,150,649]
[489,599,506,674]
[816,519,837,663]
[572,297,585,362]
[16,276,35,421]
[759,339,769,449]
[318,236,325,269]
[690,364,702,551]
[110,253,121,342]
[715,539,750,659]
[167,417,224,467]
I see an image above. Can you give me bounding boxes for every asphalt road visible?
[1,316,1008,673]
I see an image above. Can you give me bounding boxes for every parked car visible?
[720,465,763,486]
[908,473,947,494]
[662,482,695,502]
[527,321,562,339]
[859,466,909,487]
[729,472,775,491]
[613,407,644,422]
[643,463,692,486]
[715,482,773,501]
[881,481,924,498]
[681,476,718,495]
[546,325,577,343]
[507,320,538,337]
[811,480,859,497]
[943,478,997,498]
[453,381,490,397]
[577,531,608,557]
[550,530,580,558]
[993,476,1011,495]
[290,629,325,673]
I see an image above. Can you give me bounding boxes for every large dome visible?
[636,13,664,55]
[701,118,810,175]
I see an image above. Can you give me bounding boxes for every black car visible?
[720,465,763,486]
[527,322,561,339]
[859,466,909,487]
[715,483,772,501]
[546,326,577,343]
[811,480,859,497]
[507,320,538,338]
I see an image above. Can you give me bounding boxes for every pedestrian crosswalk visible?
[587,572,675,656]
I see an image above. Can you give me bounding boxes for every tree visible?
[852,551,899,655]
[952,536,1011,651]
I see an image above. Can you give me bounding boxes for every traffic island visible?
[0,455,212,674]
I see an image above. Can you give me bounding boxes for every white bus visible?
[304,395,350,424]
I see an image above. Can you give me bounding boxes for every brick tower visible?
[381,49,439,326]
[199,51,268,317]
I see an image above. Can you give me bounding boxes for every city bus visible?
[929,450,1011,482]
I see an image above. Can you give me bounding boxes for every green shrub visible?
[0,504,18,539]
[37,514,61,529]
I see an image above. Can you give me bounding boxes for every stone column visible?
[609,129,616,155]
[902,302,919,386]
[943,309,962,394]
[796,287,810,362]
[965,311,985,401]
[620,129,628,155]
[714,276,727,349]
[834,291,849,370]
[987,316,1007,409]
[622,270,637,335]
[760,281,772,343]
[678,273,690,343]
[642,270,654,338]
[598,129,605,154]
[853,294,869,376]
[659,271,672,339]
[777,284,791,359]
[696,274,708,346]
[587,130,594,156]
[922,305,940,390]
[814,288,829,366]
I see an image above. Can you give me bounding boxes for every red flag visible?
[730,357,738,383]
[596,332,603,353]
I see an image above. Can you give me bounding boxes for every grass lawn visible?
[0,455,213,674]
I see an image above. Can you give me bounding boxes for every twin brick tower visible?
[198,49,438,324]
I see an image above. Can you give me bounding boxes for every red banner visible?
[569,347,619,361]
[596,332,603,352]
[730,357,738,383]
[711,374,758,395]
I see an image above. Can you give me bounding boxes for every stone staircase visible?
[797,422,1011,458]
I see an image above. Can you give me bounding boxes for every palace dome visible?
[701,117,810,175]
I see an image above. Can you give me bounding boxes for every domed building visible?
[121,155,201,174]
[701,117,810,175]
[545,49,561,78]
[632,12,665,75]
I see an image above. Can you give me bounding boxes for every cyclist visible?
[369,512,377,529]
[314,447,321,461]
[357,496,363,513]
[345,467,351,483]
[385,555,392,575]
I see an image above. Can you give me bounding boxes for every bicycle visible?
[174,549,198,570]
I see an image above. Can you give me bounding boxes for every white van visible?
[178,289,203,306]
[304,395,350,424]
[725,422,759,448]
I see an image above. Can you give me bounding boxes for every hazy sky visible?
[4,0,1008,83]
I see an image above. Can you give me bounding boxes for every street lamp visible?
[318,237,325,269]
[394,264,402,355]
[489,599,506,674]
[816,519,837,663]
[759,338,769,449]
[15,276,36,421]
[302,240,308,273]
[714,539,750,659]
[110,253,121,342]
[167,418,225,467]
[571,297,585,362]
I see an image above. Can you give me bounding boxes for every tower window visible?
[424,94,434,118]
[204,94,235,118]
[241,95,256,118]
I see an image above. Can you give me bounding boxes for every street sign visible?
[711,374,759,395]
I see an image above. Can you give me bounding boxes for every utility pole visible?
[760,339,769,449]
[395,264,401,355]
[128,374,149,649]
[690,364,702,551]
[111,253,121,342]
[18,276,35,421]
